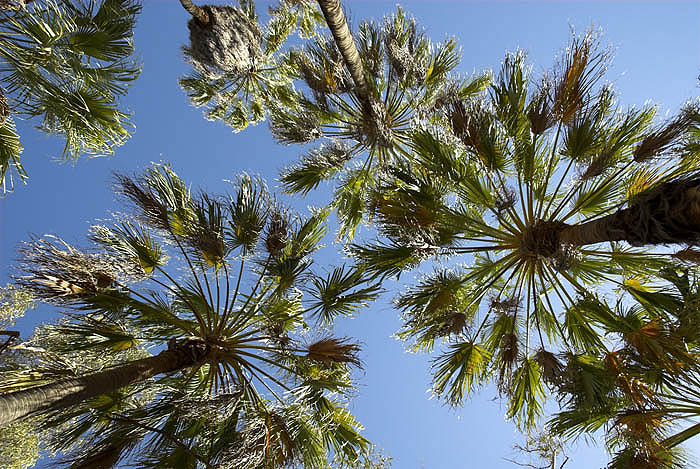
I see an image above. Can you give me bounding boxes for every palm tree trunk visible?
[559,213,627,246]
[0,339,206,426]
[179,0,209,25]
[316,0,369,103]
[559,179,700,247]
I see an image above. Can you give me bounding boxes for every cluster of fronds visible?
[273,7,491,237]
[0,0,141,193]
[547,266,700,468]
[179,0,324,132]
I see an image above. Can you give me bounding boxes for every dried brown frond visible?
[15,236,139,303]
[672,247,700,264]
[623,378,659,407]
[614,409,669,456]
[551,29,610,123]
[535,348,564,386]
[489,296,521,316]
[190,229,225,267]
[184,5,263,80]
[498,332,519,393]
[305,337,362,368]
[436,312,467,337]
[449,100,478,148]
[603,350,623,376]
[262,410,296,465]
[113,173,170,231]
[527,76,555,135]
[580,150,614,180]
[448,98,504,169]
[264,207,289,256]
[634,106,699,162]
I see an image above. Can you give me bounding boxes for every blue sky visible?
[2,0,700,467]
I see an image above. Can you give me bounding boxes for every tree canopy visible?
[3,1,700,468]
[2,163,380,467]
[0,0,141,194]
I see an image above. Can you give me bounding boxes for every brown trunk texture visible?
[560,179,700,247]
[0,342,203,426]
[316,0,368,102]
[0,330,19,355]
[559,213,627,246]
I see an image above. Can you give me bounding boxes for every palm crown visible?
[0,0,141,193]
[187,0,700,437]
[349,30,700,427]
[274,6,490,237]
[3,164,380,467]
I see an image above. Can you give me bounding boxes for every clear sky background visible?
[2,1,699,467]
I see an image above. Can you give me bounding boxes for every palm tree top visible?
[348,28,700,428]
[7,163,381,467]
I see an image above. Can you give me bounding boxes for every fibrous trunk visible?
[560,178,700,247]
[185,4,262,79]
[179,0,209,25]
[0,339,207,426]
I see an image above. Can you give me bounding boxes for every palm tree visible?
[505,430,569,469]
[0,285,33,356]
[1,164,380,467]
[273,5,489,237]
[0,284,38,469]
[0,0,141,194]
[314,0,370,108]
[349,30,700,427]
